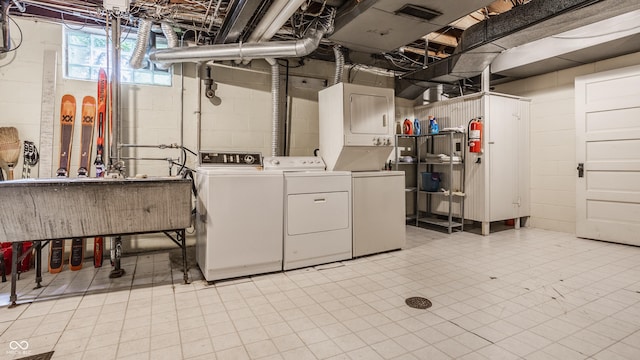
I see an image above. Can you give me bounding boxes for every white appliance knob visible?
[272,159,280,165]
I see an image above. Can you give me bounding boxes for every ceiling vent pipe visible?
[129,18,153,69]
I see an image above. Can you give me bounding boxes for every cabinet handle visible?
[577,163,584,178]
[314,198,326,203]
[382,114,387,127]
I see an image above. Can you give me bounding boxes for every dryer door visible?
[349,93,391,135]
[287,191,349,235]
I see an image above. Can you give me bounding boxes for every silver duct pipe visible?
[129,18,152,69]
[244,0,305,156]
[157,22,179,70]
[149,27,327,65]
[266,58,279,156]
[332,45,344,85]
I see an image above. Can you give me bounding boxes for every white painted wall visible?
[494,51,640,234]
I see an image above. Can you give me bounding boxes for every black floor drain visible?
[405,297,432,309]
[17,351,54,360]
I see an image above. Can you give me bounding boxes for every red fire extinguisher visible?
[468,117,482,153]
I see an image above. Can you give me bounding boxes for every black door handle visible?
[577,163,584,178]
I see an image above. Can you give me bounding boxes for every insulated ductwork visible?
[129,18,153,69]
[156,22,178,70]
[149,26,328,65]
[332,45,344,85]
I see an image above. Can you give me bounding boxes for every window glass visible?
[64,28,172,87]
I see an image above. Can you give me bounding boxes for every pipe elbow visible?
[295,29,324,57]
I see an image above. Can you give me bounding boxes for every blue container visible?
[421,172,441,192]
[429,117,439,134]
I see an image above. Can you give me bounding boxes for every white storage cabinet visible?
[414,92,530,235]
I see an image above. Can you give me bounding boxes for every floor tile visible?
[1,227,639,360]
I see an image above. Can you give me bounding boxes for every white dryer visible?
[196,151,283,281]
[265,157,352,270]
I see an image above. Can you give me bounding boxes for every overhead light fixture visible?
[396,4,442,22]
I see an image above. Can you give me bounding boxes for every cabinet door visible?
[489,96,520,221]
[349,93,390,135]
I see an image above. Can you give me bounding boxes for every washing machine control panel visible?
[200,151,263,166]
[264,156,326,171]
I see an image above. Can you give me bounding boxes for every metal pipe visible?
[247,0,305,43]
[1,0,10,52]
[120,143,180,148]
[150,27,327,64]
[129,18,152,69]
[207,0,223,33]
[196,62,202,155]
[109,13,123,174]
[156,21,179,71]
[266,58,280,156]
[180,62,184,163]
[332,44,344,85]
[121,157,179,161]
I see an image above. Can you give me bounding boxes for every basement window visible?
[63,27,172,86]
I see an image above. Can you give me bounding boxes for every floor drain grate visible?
[405,297,432,309]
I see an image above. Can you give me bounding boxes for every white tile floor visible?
[1,226,639,359]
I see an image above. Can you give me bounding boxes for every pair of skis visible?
[49,69,107,273]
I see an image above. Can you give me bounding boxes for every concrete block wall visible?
[494,51,640,234]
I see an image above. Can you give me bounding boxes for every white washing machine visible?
[265,157,352,270]
[196,151,283,281]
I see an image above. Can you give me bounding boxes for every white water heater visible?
[319,83,395,171]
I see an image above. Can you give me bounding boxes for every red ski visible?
[94,69,107,267]
[50,94,76,273]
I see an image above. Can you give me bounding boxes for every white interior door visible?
[575,65,640,245]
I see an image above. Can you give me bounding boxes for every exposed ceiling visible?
[2,0,640,99]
